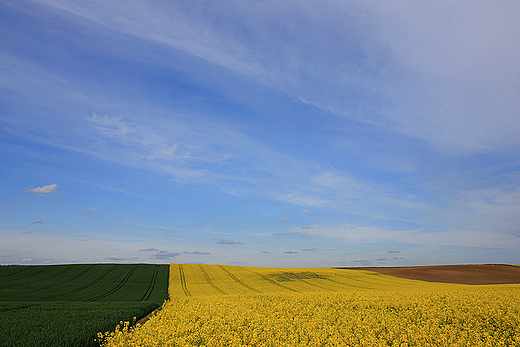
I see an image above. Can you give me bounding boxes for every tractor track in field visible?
[199,265,227,295]
[218,265,262,293]
[178,264,191,297]
[35,264,96,295]
[86,264,140,302]
[42,264,119,301]
[139,265,161,301]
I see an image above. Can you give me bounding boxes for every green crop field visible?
[0,264,169,347]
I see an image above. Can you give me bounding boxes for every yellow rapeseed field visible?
[99,264,520,346]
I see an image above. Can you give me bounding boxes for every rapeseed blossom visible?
[99,264,520,346]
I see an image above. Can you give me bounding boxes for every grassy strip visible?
[0,301,160,347]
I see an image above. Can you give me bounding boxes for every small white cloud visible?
[277,193,330,208]
[352,260,372,265]
[26,184,57,195]
[154,251,181,259]
[216,239,243,245]
[301,210,315,214]
[272,232,293,236]
[302,248,318,252]
[284,251,298,254]
[9,202,23,206]
[279,217,293,222]
[21,258,34,262]
[106,256,138,261]
[88,208,98,212]
[32,221,44,224]
[157,227,170,231]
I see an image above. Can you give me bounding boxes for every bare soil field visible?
[348,264,520,285]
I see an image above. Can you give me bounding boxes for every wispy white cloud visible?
[369,1,520,153]
[402,229,520,249]
[40,0,520,153]
[305,221,520,250]
[86,115,435,224]
[306,223,411,243]
[460,187,520,218]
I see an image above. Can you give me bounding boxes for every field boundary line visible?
[178,264,191,297]
[198,265,227,295]
[218,265,262,293]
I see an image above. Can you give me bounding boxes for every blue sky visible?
[1,0,519,267]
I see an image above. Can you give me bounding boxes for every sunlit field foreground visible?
[99,264,520,346]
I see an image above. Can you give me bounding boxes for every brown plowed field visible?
[348,264,520,285]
